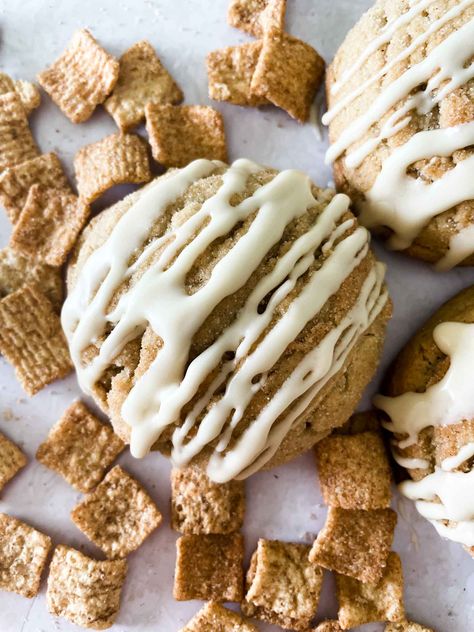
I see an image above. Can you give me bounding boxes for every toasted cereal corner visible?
[0,432,27,493]
[180,601,258,632]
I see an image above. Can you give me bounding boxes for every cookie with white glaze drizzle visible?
[64,159,390,482]
[324,0,474,269]
[376,285,474,553]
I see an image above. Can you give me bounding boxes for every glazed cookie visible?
[324,0,474,269]
[376,285,474,552]
[63,158,391,482]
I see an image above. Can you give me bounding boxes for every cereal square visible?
[227,0,286,37]
[250,27,325,122]
[242,539,323,630]
[309,507,397,583]
[433,420,474,470]
[0,247,62,311]
[385,622,435,632]
[171,465,245,534]
[145,104,228,168]
[180,601,258,632]
[105,40,183,131]
[38,29,119,123]
[314,431,392,510]
[0,152,70,224]
[36,401,124,493]
[0,513,52,598]
[314,621,344,632]
[0,73,40,113]
[0,284,72,395]
[174,533,244,602]
[336,552,405,629]
[74,132,151,203]
[71,465,162,558]
[0,92,39,171]
[0,431,27,493]
[10,184,90,267]
[47,545,127,629]
[207,42,269,107]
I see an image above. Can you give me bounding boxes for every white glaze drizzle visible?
[392,451,430,470]
[435,224,474,271]
[324,0,474,264]
[376,321,474,546]
[63,159,387,482]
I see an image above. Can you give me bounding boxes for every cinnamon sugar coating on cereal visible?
[74,132,151,203]
[385,622,435,632]
[250,27,325,122]
[38,29,119,123]
[336,552,405,629]
[174,533,244,602]
[0,432,26,493]
[171,465,245,534]
[0,92,39,171]
[309,507,396,583]
[0,284,72,395]
[314,431,392,510]
[180,601,258,632]
[0,73,40,113]
[10,184,90,267]
[242,539,323,630]
[105,40,183,131]
[207,42,268,107]
[47,545,127,629]
[0,513,52,598]
[227,0,286,37]
[145,104,228,168]
[314,621,344,632]
[71,465,162,558]
[36,401,124,493]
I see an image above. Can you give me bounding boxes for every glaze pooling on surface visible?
[63,158,388,482]
[376,322,474,546]
[324,0,474,267]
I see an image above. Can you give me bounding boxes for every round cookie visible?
[63,159,391,481]
[324,0,474,269]
[376,285,474,552]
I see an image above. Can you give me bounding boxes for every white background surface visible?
[0,0,473,630]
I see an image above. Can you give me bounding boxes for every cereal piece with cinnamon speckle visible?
[227,0,286,37]
[0,513,51,598]
[0,73,40,114]
[0,432,26,493]
[47,545,127,629]
[171,465,245,534]
[242,539,323,630]
[314,621,344,632]
[0,284,72,395]
[385,622,435,632]
[105,40,183,131]
[250,27,325,122]
[336,552,405,629]
[309,507,396,583]
[174,533,244,602]
[180,601,258,632]
[38,29,119,123]
[71,465,162,558]
[145,104,227,168]
[36,401,124,493]
[0,92,39,171]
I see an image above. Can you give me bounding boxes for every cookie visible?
[376,285,474,553]
[324,0,474,268]
[64,158,391,481]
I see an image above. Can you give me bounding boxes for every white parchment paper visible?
[0,1,473,630]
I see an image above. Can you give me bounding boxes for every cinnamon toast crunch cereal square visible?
[38,29,119,123]
[0,513,51,598]
[336,552,405,629]
[0,432,27,493]
[309,507,397,583]
[180,601,258,632]
[385,622,435,632]
[47,545,127,629]
[227,0,286,37]
[74,132,151,203]
[145,104,228,168]
[242,539,323,630]
[0,73,40,113]
[174,533,244,602]
[0,284,72,395]
[171,465,245,534]
[0,92,39,171]
[36,401,124,493]
[105,40,183,131]
[71,465,162,558]
[250,27,325,122]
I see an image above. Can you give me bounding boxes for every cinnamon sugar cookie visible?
[64,159,390,481]
[324,0,474,269]
[376,285,474,552]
